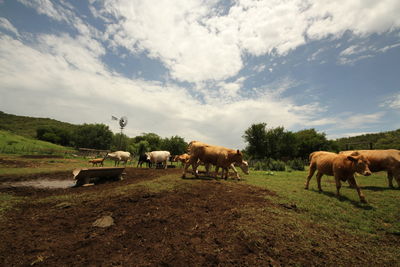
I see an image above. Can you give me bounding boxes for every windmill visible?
[112,115,128,150]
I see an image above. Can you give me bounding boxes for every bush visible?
[251,158,286,171]
[287,158,305,171]
[269,159,286,171]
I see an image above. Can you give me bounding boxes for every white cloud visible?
[381,93,400,110]
[0,33,333,148]
[0,17,19,36]
[17,0,68,22]
[94,0,400,84]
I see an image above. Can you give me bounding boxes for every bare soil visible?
[0,166,398,266]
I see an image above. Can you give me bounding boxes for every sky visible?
[1,0,400,149]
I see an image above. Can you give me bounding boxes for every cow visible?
[305,151,372,203]
[147,151,171,169]
[182,141,244,179]
[340,149,400,188]
[173,153,190,167]
[137,153,152,168]
[106,151,131,166]
[88,157,105,167]
[215,160,250,180]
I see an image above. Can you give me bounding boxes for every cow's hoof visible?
[360,196,367,203]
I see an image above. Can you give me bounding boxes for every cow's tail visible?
[309,152,316,162]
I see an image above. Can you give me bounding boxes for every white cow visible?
[147,151,171,169]
[106,151,131,166]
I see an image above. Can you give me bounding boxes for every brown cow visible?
[88,158,105,167]
[173,153,190,167]
[340,149,400,188]
[182,141,244,179]
[305,151,372,203]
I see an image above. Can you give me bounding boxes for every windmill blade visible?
[119,116,128,128]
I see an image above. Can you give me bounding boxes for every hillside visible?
[0,111,78,139]
[0,130,75,154]
[335,129,400,150]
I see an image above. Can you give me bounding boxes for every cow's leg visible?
[392,170,400,188]
[387,170,394,188]
[223,167,229,180]
[316,171,323,192]
[164,160,167,169]
[230,164,240,180]
[183,158,197,178]
[305,162,316,189]
[334,174,342,197]
[347,176,367,203]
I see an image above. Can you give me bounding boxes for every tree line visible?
[36,124,188,156]
[35,122,400,161]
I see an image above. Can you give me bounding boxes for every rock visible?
[92,216,114,228]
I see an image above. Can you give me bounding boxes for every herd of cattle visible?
[87,143,400,203]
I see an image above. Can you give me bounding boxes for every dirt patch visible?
[0,157,38,168]
[0,168,398,266]
[20,155,65,159]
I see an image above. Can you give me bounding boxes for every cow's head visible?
[238,160,249,175]
[231,150,243,164]
[347,153,371,176]
[145,152,151,160]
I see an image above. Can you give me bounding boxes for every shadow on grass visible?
[310,189,375,210]
[360,186,399,191]
[181,175,216,181]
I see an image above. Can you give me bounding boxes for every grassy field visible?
[1,154,398,237]
[243,170,400,236]
[0,130,75,155]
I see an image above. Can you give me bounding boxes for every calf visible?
[215,160,249,180]
[88,157,105,167]
[340,149,400,188]
[137,153,152,168]
[305,151,372,203]
[173,153,190,167]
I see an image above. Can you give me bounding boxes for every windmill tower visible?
[112,115,128,150]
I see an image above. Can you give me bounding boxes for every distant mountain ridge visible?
[0,111,78,139]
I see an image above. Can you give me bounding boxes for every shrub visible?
[269,159,286,171]
[287,158,305,171]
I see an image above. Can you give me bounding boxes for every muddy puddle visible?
[0,179,75,189]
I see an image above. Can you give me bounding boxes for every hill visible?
[335,129,400,150]
[0,130,75,154]
[0,111,78,139]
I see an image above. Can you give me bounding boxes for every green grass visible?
[0,130,75,154]
[242,169,400,236]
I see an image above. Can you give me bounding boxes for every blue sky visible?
[1,0,399,149]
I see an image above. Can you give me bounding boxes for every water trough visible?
[72,167,125,187]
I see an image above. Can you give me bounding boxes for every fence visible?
[0,145,76,155]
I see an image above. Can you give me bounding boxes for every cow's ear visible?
[347,156,357,162]
[237,149,241,154]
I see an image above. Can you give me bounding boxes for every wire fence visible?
[0,145,76,156]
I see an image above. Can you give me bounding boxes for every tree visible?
[161,136,188,155]
[132,133,162,151]
[111,133,130,151]
[294,129,332,159]
[264,127,297,159]
[36,126,73,146]
[242,123,268,159]
[74,124,113,150]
